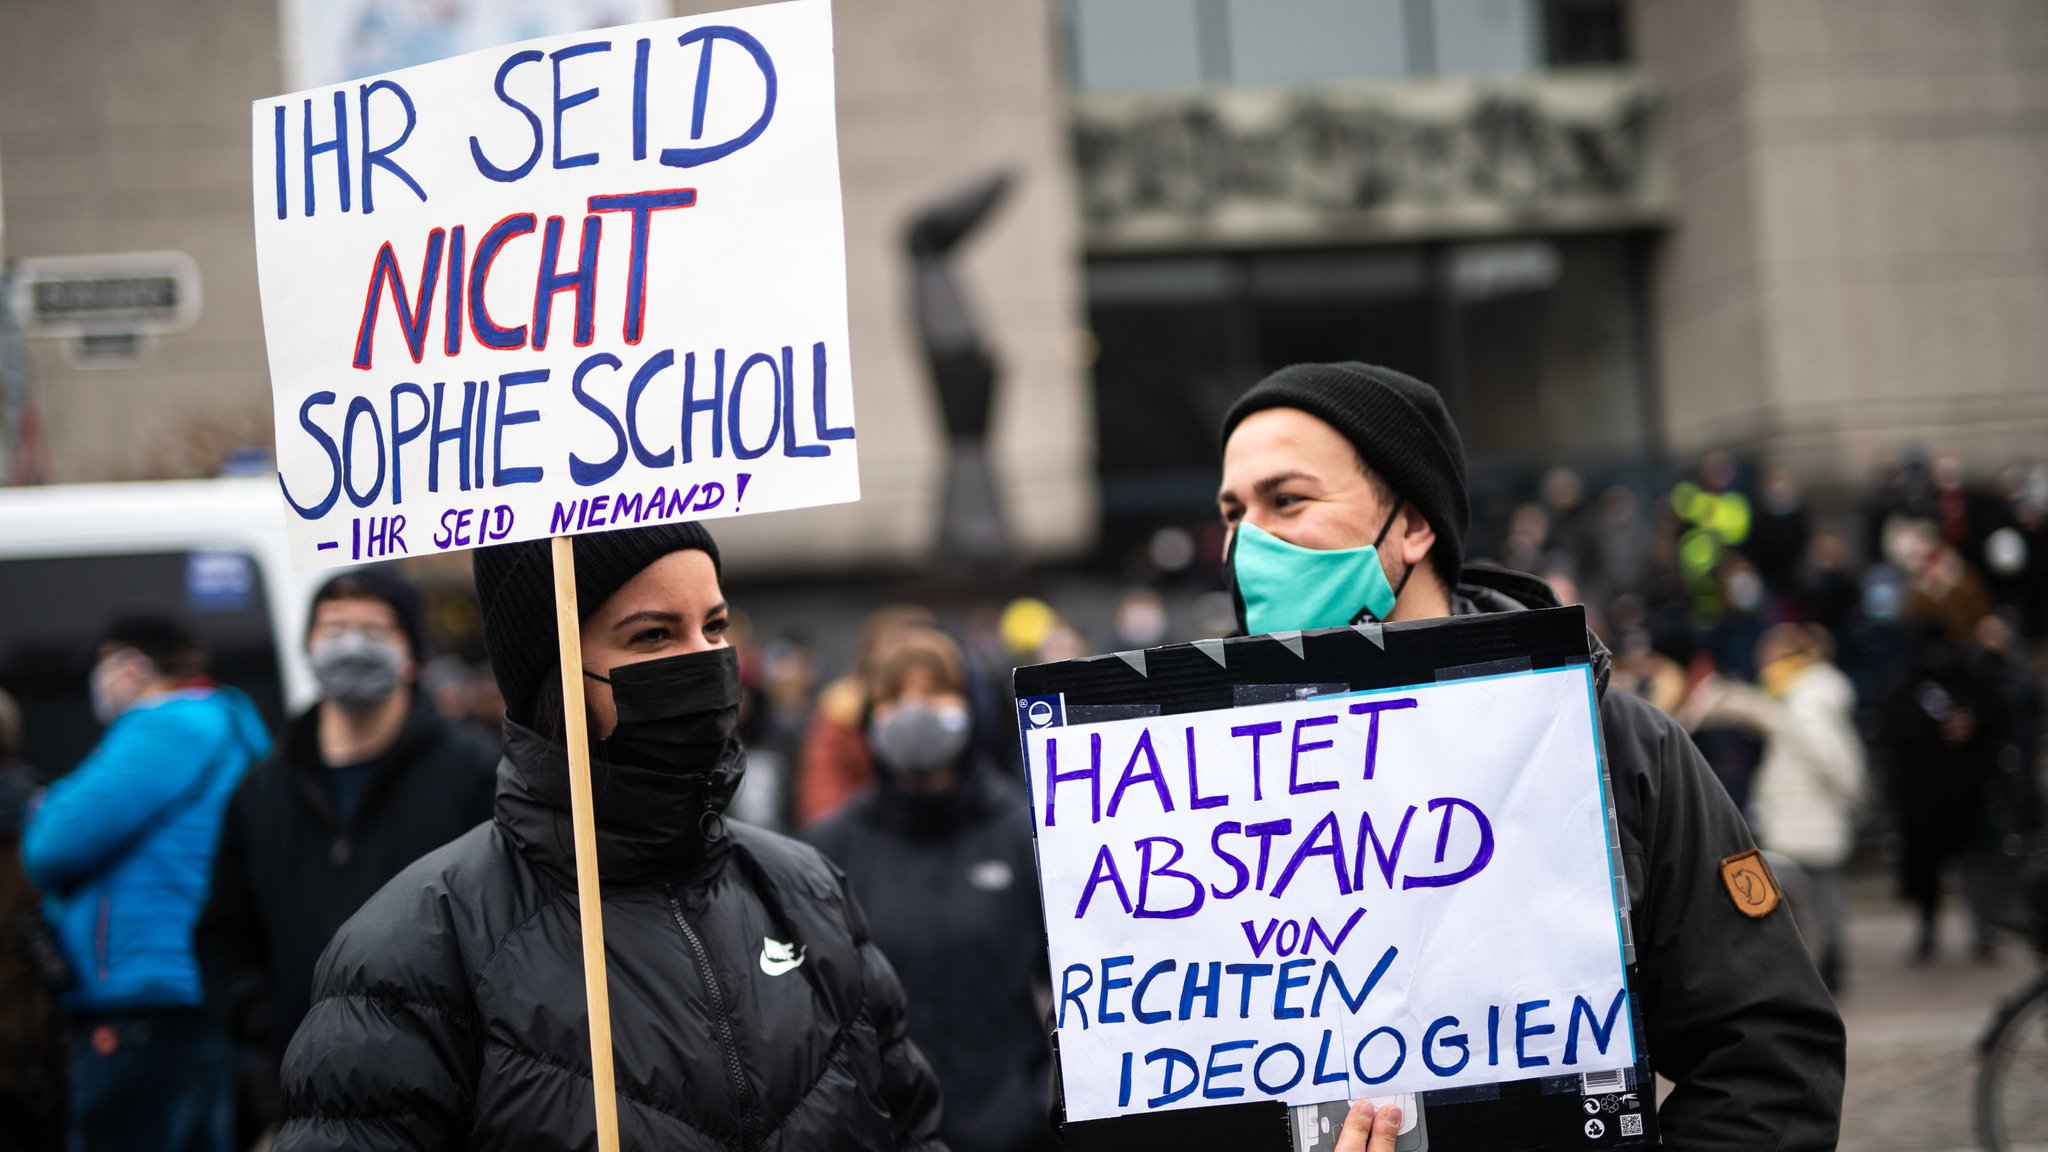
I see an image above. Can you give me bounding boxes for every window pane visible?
[1433,0,1541,76]
[1458,237,1647,464]
[0,552,285,778]
[1068,0,1206,91]
[1543,0,1631,66]
[1224,0,1408,84]
[1088,259,1244,488]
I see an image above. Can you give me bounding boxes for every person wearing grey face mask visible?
[808,627,1055,1152]
[195,570,497,1139]
[309,627,407,712]
[867,697,972,781]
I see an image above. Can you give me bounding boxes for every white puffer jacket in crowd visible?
[1752,661,1867,869]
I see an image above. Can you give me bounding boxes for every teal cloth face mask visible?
[1228,500,1411,635]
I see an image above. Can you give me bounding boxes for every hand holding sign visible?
[1335,1100,1402,1152]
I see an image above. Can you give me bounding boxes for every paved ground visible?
[1826,881,2039,1152]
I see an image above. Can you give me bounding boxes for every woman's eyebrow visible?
[702,602,729,622]
[610,610,682,631]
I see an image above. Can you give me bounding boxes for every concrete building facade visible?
[1638,0,2048,491]
[0,0,1092,575]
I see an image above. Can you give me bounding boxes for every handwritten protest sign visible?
[252,0,855,570]
[1021,660,1634,1124]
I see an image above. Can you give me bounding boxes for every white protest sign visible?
[253,0,856,570]
[1025,666,1633,1122]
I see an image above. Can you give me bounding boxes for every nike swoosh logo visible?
[759,938,806,976]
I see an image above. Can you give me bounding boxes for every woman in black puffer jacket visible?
[273,524,947,1152]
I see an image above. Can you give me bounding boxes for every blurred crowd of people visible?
[1504,448,2047,989]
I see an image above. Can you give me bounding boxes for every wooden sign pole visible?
[551,535,623,1152]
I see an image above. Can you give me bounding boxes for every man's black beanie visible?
[472,522,722,720]
[310,568,425,661]
[1220,361,1469,587]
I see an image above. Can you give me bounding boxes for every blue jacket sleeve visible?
[21,702,225,893]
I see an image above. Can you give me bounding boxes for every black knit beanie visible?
[472,522,722,721]
[1220,362,1469,587]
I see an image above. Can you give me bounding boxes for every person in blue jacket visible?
[20,614,268,1152]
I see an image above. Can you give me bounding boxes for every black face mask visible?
[585,645,742,773]
[581,647,746,846]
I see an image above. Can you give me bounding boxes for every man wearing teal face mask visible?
[1215,363,1846,1150]
[1220,363,1467,632]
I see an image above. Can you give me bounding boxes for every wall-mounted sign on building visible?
[10,250,203,367]
[14,251,202,338]
[1073,72,1669,253]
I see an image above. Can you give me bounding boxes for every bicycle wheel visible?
[1978,975,2048,1151]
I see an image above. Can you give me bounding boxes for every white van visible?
[0,478,327,776]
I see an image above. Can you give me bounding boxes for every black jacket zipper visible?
[664,885,757,1150]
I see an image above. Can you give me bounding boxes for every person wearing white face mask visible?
[21,614,268,1152]
[808,628,1053,1152]
[195,570,496,1139]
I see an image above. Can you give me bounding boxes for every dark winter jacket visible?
[808,761,1054,1152]
[195,691,498,1069]
[1883,634,2009,900]
[1457,567,1845,1150]
[271,719,947,1152]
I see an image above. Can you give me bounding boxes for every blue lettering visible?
[1271,811,1353,899]
[664,26,778,168]
[388,383,429,504]
[1423,1016,1470,1076]
[471,50,545,182]
[568,354,627,485]
[279,392,341,519]
[341,396,384,508]
[1402,797,1495,890]
[1210,822,1250,899]
[1311,947,1398,1017]
[1145,1048,1199,1108]
[1058,964,1091,1030]
[1229,720,1283,802]
[1073,844,1131,919]
[1132,960,1177,1024]
[1353,806,1417,890]
[1288,714,1340,794]
[1515,999,1554,1069]
[1564,990,1629,1065]
[1044,733,1102,828]
[1134,837,1203,920]
[550,41,611,169]
[729,352,780,460]
[1253,1043,1306,1095]
[1178,961,1221,1020]
[1098,956,1133,1025]
[1109,728,1175,819]
[302,91,350,216]
[1202,1040,1256,1100]
[492,369,546,486]
[1273,958,1314,1020]
[1349,698,1418,779]
[358,79,426,212]
[1353,1027,1406,1086]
